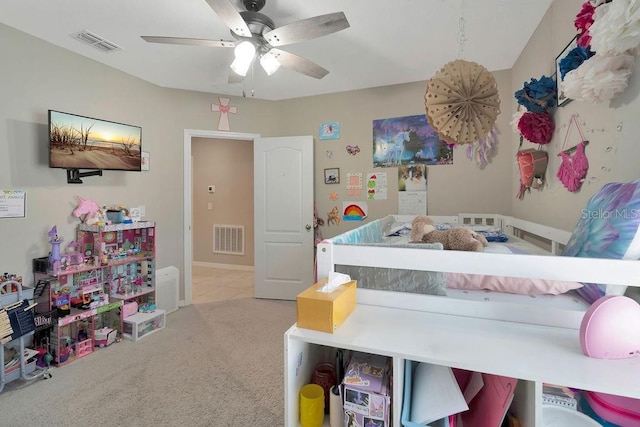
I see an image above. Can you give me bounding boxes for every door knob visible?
[305,224,312,231]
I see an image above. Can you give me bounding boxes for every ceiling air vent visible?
[72,30,122,53]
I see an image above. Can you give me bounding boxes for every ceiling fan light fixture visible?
[230,41,256,76]
[260,53,281,76]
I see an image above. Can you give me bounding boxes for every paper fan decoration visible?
[425,60,501,145]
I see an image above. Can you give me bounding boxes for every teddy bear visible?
[409,215,434,242]
[409,215,489,252]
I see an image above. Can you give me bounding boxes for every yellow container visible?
[296,279,357,333]
[299,383,325,427]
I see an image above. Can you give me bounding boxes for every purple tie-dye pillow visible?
[562,180,640,303]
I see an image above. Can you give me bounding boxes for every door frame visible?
[183,129,261,306]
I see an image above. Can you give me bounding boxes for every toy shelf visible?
[78,221,156,233]
[50,301,123,366]
[47,255,155,277]
[31,220,159,369]
[110,287,155,301]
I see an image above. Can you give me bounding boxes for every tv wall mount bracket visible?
[66,168,102,184]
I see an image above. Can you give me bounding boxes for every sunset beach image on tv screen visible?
[49,110,142,171]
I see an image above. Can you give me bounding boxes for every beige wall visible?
[192,137,254,266]
[510,0,640,231]
[278,73,514,239]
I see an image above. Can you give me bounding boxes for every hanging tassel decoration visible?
[466,127,498,169]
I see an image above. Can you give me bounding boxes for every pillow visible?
[446,273,583,295]
[562,180,640,303]
[447,243,583,295]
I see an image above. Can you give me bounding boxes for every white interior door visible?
[254,135,314,299]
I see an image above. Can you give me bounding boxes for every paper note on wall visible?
[398,191,427,215]
[0,190,26,218]
[346,173,363,196]
[366,172,387,200]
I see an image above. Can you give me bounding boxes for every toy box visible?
[342,352,391,427]
[296,279,357,333]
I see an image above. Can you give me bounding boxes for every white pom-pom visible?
[511,110,525,134]
[561,53,634,103]
[590,0,640,54]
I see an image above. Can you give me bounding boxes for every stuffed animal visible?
[408,215,434,242]
[409,216,488,251]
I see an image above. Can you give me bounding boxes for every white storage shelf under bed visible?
[284,213,640,426]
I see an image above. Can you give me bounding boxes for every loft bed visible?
[316,209,640,330]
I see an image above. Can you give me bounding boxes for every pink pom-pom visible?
[518,111,555,145]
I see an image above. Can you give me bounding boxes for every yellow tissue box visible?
[296,279,357,333]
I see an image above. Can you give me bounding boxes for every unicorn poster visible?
[372,114,453,167]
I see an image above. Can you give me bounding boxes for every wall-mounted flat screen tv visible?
[49,110,142,171]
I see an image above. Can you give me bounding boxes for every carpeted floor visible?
[0,297,296,427]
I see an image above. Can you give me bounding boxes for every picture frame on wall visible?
[555,35,578,107]
[324,168,340,184]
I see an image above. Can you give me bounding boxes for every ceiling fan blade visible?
[264,12,349,46]
[141,36,235,48]
[269,48,329,79]
[228,69,245,84]
[205,0,252,37]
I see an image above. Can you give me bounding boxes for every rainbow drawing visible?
[342,203,367,221]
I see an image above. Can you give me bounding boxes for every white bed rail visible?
[316,214,640,329]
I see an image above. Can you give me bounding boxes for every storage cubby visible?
[284,304,639,426]
[122,309,165,341]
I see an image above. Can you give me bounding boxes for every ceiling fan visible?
[141,0,350,83]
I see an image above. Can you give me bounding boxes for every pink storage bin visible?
[585,391,640,427]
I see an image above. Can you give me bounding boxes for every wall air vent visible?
[72,30,122,53]
[213,224,245,256]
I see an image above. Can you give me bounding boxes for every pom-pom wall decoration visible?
[575,1,596,47]
[559,46,595,80]
[589,0,640,54]
[514,75,557,112]
[518,111,555,145]
[511,109,525,134]
[562,53,635,103]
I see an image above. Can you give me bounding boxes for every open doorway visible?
[183,130,260,306]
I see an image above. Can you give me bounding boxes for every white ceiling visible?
[0,0,553,101]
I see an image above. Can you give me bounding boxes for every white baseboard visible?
[192,261,254,272]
